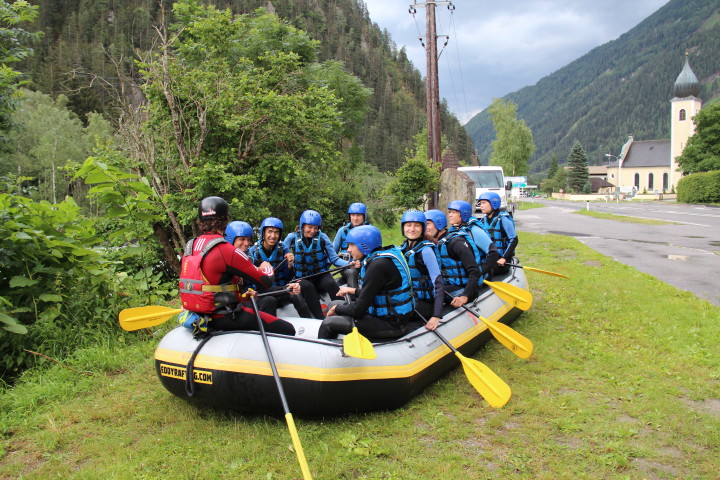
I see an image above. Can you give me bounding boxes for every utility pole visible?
[410,1,453,208]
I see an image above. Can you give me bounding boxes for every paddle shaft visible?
[249,297,313,480]
[290,264,353,283]
[506,263,569,278]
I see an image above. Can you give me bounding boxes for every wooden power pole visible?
[410,1,453,208]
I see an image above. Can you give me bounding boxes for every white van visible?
[457,166,513,215]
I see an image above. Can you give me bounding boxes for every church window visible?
[648,173,654,190]
[663,173,669,192]
[679,109,686,121]
[634,173,640,188]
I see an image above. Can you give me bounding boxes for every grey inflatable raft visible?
[154,267,529,416]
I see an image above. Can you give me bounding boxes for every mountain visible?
[20,0,474,172]
[464,0,720,173]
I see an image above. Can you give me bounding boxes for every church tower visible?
[670,54,702,190]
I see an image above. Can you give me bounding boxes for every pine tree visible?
[546,155,558,179]
[567,140,589,192]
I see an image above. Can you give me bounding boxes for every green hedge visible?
[677,171,720,204]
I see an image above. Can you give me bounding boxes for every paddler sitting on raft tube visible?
[178,196,295,336]
[319,225,416,340]
[283,209,358,319]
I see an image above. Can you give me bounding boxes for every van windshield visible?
[462,170,504,188]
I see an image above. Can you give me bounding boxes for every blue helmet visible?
[448,200,473,222]
[260,217,283,238]
[299,210,322,230]
[224,221,253,244]
[348,202,367,215]
[425,209,447,232]
[478,192,501,210]
[401,210,426,236]
[345,225,382,256]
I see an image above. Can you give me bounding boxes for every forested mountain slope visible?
[465,0,720,172]
[21,0,473,171]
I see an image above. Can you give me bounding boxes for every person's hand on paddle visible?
[240,289,257,300]
[285,252,294,268]
[287,282,301,295]
[425,316,440,331]
[350,260,361,269]
[497,257,507,266]
[337,286,356,297]
[450,295,468,308]
[325,305,337,317]
[259,261,274,276]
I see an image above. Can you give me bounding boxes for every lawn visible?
[1,232,718,479]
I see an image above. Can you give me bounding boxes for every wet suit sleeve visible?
[335,258,400,318]
[332,226,344,252]
[421,247,444,318]
[449,237,479,299]
[500,216,518,260]
[470,224,493,254]
[321,232,349,267]
[217,243,274,290]
[480,243,500,277]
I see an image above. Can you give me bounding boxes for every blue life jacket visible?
[479,212,513,254]
[292,234,328,277]
[402,240,436,301]
[250,241,290,286]
[437,230,483,288]
[360,246,415,318]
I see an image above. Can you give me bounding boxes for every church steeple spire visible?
[673,53,701,98]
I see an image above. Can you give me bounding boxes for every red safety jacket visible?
[179,234,274,314]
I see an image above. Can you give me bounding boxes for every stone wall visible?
[438,169,475,212]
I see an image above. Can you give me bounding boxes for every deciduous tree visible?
[677,101,720,174]
[488,98,534,176]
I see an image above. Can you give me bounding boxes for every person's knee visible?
[317,315,353,339]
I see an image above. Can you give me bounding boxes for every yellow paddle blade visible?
[118,306,183,331]
[284,413,314,480]
[483,280,533,311]
[455,351,512,408]
[343,327,377,359]
[522,265,569,279]
[478,315,533,359]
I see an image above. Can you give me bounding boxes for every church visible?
[606,54,702,195]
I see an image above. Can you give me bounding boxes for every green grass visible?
[2,233,718,479]
[574,209,677,225]
[517,201,545,211]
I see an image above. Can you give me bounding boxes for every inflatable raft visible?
[154,266,529,416]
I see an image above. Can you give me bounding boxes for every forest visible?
[0,0,471,380]
[465,0,720,173]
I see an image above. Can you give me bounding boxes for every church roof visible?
[673,55,701,98]
[622,140,670,168]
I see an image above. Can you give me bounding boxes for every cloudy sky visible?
[364,0,671,123]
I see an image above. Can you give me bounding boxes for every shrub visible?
[677,171,720,204]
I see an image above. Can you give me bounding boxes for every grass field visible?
[1,232,718,479]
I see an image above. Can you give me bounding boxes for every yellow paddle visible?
[249,297,313,480]
[507,263,569,279]
[119,305,183,331]
[482,279,533,311]
[447,294,533,359]
[340,295,376,359]
[415,310,511,408]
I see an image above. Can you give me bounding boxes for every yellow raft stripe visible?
[155,305,512,382]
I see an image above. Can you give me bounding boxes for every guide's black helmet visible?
[198,196,229,220]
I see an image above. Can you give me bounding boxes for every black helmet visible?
[198,196,229,220]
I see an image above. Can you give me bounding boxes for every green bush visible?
[677,171,720,203]
[0,165,175,381]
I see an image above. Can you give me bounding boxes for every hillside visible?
[21,0,473,172]
[465,0,720,172]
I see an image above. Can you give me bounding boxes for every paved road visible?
[514,199,720,306]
